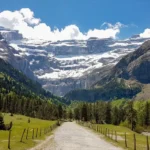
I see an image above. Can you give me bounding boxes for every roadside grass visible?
[93,124,149,150]
[0,113,57,150]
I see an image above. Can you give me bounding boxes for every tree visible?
[81,104,88,121]
[144,101,150,126]
[0,113,4,130]
[111,106,119,125]
[125,101,137,130]
[74,107,80,120]
[68,109,73,120]
[58,104,63,119]
[105,102,112,124]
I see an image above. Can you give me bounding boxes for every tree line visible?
[73,100,150,131]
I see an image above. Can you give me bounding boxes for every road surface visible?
[31,122,122,150]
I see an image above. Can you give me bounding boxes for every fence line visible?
[77,121,150,150]
[6,120,62,149]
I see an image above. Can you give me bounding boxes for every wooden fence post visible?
[36,128,38,138]
[125,132,127,148]
[40,128,41,137]
[8,130,11,149]
[32,128,34,139]
[26,128,29,140]
[111,130,113,139]
[115,131,117,142]
[44,128,46,134]
[105,128,107,136]
[20,129,26,142]
[147,136,149,150]
[133,134,136,150]
[108,129,109,138]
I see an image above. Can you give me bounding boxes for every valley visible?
[1,3,150,150]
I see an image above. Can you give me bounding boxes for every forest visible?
[72,99,150,132]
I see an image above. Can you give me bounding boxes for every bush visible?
[28,118,30,123]
[120,120,129,128]
[134,125,144,133]
[10,113,13,116]
[4,121,13,130]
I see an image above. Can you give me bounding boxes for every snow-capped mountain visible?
[0,26,149,96]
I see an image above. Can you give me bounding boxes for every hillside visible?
[0,113,57,150]
[65,40,150,102]
[0,58,68,104]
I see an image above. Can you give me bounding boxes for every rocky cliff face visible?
[0,26,23,41]
[0,27,150,96]
[110,40,150,83]
[0,33,35,80]
[65,41,150,102]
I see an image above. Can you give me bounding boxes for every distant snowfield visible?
[37,52,120,79]
[9,38,144,80]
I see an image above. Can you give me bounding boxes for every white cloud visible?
[140,28,150,38]
[0,8,123,41]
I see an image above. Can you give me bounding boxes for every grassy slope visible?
[0,114,57,150]
[96,124,148,150]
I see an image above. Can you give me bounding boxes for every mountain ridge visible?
[65,40,150,102]
[0,27,150,96]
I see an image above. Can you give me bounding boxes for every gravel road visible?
[30,122,122,150]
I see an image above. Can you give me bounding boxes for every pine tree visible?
[68,109,73,120]
[105,102,112,124]
[144,101,150,126]
[0,112,4,130]
[58,104,63,119]
[111,106,119,125]
[125,101,137,130]
[81,103,88,121]
[74,107,80,120]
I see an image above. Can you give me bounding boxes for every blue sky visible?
[0,0,150,40]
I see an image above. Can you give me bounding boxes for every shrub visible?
[120,120,129,128]
[28,118,30,123]
[134,125,144,133]
[4,121,13,130]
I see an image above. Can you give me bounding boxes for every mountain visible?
[0,57,67,104]
[65,40,150,102]
[0,32,35,80]
[0,26,150,96]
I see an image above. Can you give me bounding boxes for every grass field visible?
[0,113,57,150]
[85,123,149,150]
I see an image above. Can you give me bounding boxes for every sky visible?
[0,0,150,41]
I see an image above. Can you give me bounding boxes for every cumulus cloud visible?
[140,28,150,38]
[0,8,123,41]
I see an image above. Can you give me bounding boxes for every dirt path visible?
[30,122,122,150]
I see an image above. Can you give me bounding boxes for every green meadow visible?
[0,113,57,150]
[90,123,149,150]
